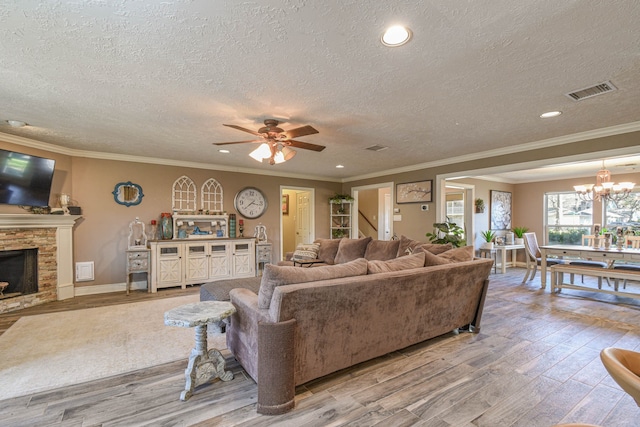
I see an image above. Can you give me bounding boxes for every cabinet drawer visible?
[549,249,582,257]
[583,251,625,260]
[129,259,148,271]
[128,251,149,260]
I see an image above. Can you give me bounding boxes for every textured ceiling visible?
[1,1,639,181]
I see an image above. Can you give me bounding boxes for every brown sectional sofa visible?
[225,237,494,414]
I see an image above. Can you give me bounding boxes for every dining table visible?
[539,244,640,289]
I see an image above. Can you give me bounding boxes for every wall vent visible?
[365,145,389,152]
[565,81,617,101]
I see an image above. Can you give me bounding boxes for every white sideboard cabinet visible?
[149,238,255,292]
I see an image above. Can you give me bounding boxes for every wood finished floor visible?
[1,269,640,426]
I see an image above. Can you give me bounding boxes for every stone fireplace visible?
[0,214,79,314]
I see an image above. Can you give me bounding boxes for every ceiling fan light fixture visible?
[249,143,271,162]
[273,150,286,164]
[381,25,412,47]
[281,146,297,161]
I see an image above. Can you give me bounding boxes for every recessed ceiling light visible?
[381,25,412,47]
[540,111,562,118]
[6,120,27,127]
[336,164,344,169]
[218,149,230,154]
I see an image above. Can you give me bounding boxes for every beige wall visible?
[0,138,341,288]
[358,188,378,238]
[514,170,640,245]
[344,131,640,244]
[3,129,640,290]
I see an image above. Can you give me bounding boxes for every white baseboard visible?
[73,280,149,296]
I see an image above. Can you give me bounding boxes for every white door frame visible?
[441,182,475,247]
[351,182,394,240]
[280,185,315,261]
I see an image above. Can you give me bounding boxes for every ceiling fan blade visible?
[282,125,319,139]
[213,140,262,146]
[223,124,261,136]
[287,140,326,152]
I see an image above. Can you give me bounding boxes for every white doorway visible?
[352,182,394,240]
[436,179,475,247]
[280,186,315,260]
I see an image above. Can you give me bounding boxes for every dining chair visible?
[522,232,565,283]
[566,234,608,286]
[600,347,640,407]
[612,235,640,289]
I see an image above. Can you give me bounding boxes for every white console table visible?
[489,244,524,274]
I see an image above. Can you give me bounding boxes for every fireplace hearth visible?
[0,214,80,313]
[0,248,38,299]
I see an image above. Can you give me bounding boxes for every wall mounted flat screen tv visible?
[0,149,56,207]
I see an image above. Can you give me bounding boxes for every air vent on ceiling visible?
[366,145,389,152]
[565,81,617,101]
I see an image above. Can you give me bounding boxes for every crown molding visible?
[3,120,640,185]
[0,132,341,183]
[342,121,640,182]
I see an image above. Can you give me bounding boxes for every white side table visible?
[164,301,236,401]
[256,242,272,276]
[126,248,150,294]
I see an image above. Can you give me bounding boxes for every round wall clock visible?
[234,187,268,219]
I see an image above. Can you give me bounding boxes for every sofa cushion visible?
[334,237,372,264]
[422,245,475,266]
[313,238,341,265]
[364,239,401,261]
[397,235,452,256]
[396,235,423,257]
[421,243,453,255]
[257,258,368,309]
[292,243,320,261]
[367,252,426,274]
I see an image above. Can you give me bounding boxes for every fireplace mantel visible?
[0,214,81,229]
[0,214,81,308]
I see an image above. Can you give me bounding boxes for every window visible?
[604,191,640,233]
[545,192,593,245]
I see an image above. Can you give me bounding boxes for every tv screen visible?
[0,149,56,207]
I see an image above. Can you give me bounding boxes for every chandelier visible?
[249,141,296,165]
[574,161,635,203]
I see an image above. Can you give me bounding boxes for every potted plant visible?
[512,226,528,245]
[474,198,485,213]
[329,194,354,204]
[480,230,496,249]
[426,221,465,248]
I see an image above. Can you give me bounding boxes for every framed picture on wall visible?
[396,180,433,204]
[490,190,512,230]
[282,194,289,215]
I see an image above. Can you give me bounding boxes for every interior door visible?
[296,191,311,245]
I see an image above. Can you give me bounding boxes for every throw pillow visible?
[314,238,341,265]
[422,245,475,266]
[334,237,372,264]
[367,252,425,274]
[292,243,320,261]
[396,235,423,257]
[420,243,453,255]
[257,258,368,309]
[439,245,474,262]
[422,249,453,266]
[364,239,401,261]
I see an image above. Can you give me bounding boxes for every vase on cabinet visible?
[160,213,173,240]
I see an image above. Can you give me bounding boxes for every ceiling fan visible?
[214,119,325,165]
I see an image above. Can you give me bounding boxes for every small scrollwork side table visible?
[164,301,236,401]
